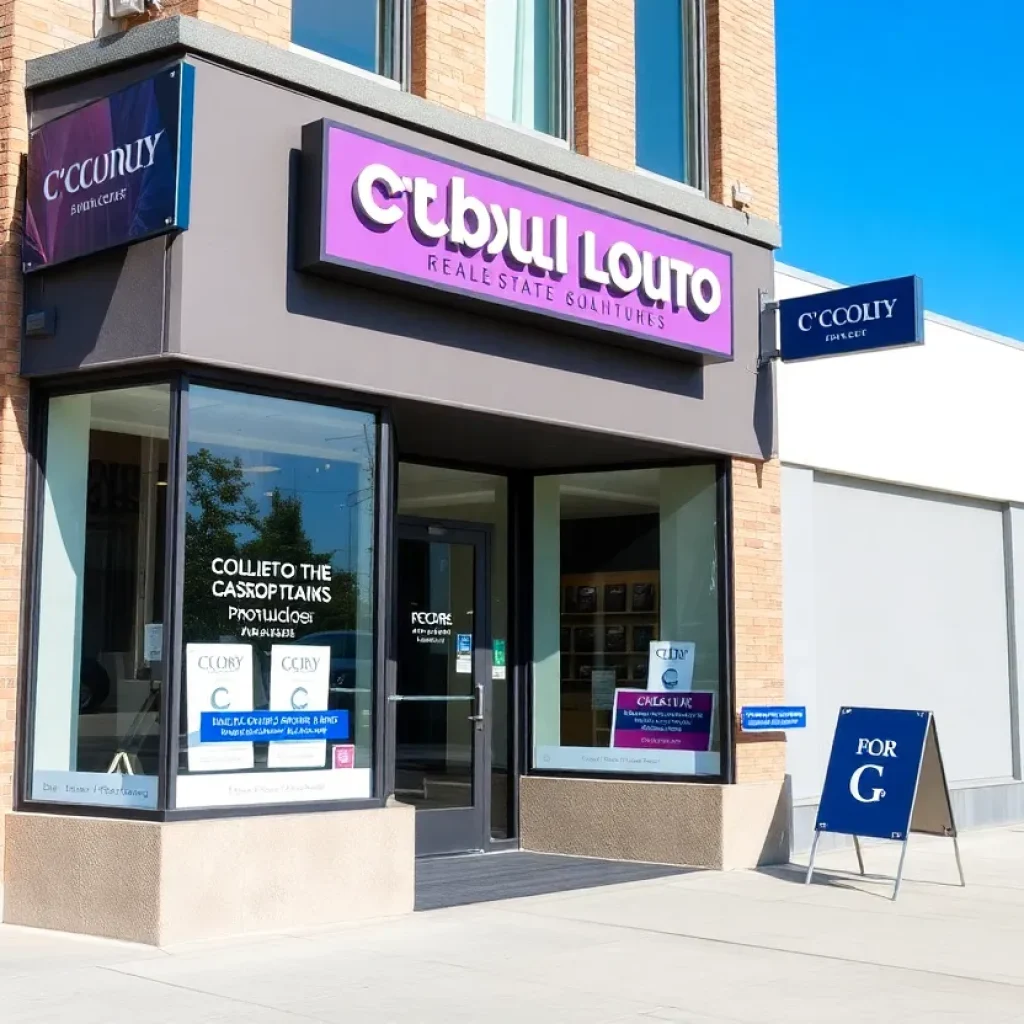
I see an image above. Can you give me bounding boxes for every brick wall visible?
[573,0,635,170]
[706,0,779,221]
[411,0,486,116]
[0,0,95,878]
[129,0,291,46]
[730,457,785,782]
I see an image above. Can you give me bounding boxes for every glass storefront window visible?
[30,385,171,810]
[175,387,377,809]
[532,466,723,777]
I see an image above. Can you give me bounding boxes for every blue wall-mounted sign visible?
[779,276,924,362]
[24,63,195,272]
[200,710,349,743]
[740,706,806,732]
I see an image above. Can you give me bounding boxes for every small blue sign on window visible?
[456,633,472,654]
[740,706,806,732]
[778,275,923,362]
[200,710,349,743]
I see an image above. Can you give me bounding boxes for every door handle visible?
[468,681,484,725]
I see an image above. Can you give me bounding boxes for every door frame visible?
[393,516,493,856]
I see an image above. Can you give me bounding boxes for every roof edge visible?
[26,16,781,251]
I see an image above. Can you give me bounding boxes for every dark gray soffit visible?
[25,16,781,251]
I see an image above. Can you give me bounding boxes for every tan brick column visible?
[411,0,486,116]
[573,0,635,170]
[705,0,779,220]
[730,457,785,782]
[0,0,95,877]
[130,1,292,46]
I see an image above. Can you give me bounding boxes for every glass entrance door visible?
[394,521,489,855]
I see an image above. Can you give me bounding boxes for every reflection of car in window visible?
[294,631,373,693]
[79,656,111,713]
[293,632,373,742]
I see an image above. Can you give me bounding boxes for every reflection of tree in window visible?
[183,447,359,645]
[183,448,259,643]
[244,488,357,634]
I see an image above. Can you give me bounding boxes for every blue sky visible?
[776,2,1022,339]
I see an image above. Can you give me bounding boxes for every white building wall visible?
[777,266,1024,504]
[776,265,1024,849]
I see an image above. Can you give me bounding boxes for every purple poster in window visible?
[23,65,195,273]
[300,121,733,361]
[611,690,715,752]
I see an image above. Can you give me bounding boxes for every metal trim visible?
[14,388,49,811]
[165,373,189,808]
[157,372,183,809]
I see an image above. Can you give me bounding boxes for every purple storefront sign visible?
[301,121,733,361]
[611,690,715,752]
[23,65,194,273]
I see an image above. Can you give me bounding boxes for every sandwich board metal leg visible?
[853,835,865,876]
[805,830,821,886]
[953,835,966,887]
[892,837,910,901]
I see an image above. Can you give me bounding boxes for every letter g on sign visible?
[849,764,886,804]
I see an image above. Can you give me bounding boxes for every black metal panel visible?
[21,237,168,377]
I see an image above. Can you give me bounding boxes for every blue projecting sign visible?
[740,706,806,732]
[200,710,349,743]
[779,275,924,362]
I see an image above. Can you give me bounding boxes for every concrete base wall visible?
[520,776,790,869]
[3,804,415,945]
[791,779,1024,855]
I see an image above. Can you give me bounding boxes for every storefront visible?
[6,36,779,943]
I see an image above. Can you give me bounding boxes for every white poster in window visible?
[144,623,163,663]
[267,644,331,769]
[647,641,696,692]
[591,668,616,711]
[186,643,254,772]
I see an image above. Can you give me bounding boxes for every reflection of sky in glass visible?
[186,388,376,577]
[186,445,368,570]
[292,0,379,73]
[636,0,687,182]
[485,0,557,137]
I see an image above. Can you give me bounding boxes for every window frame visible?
[634,0,709,193]
[170,378,383,812]
[18,373,177,820]
[17,370,393,823]
[523,457,734,786]
[484,0,574,145]
[290,0,411,89]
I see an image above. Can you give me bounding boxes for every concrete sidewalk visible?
[4,826,1024,1023]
